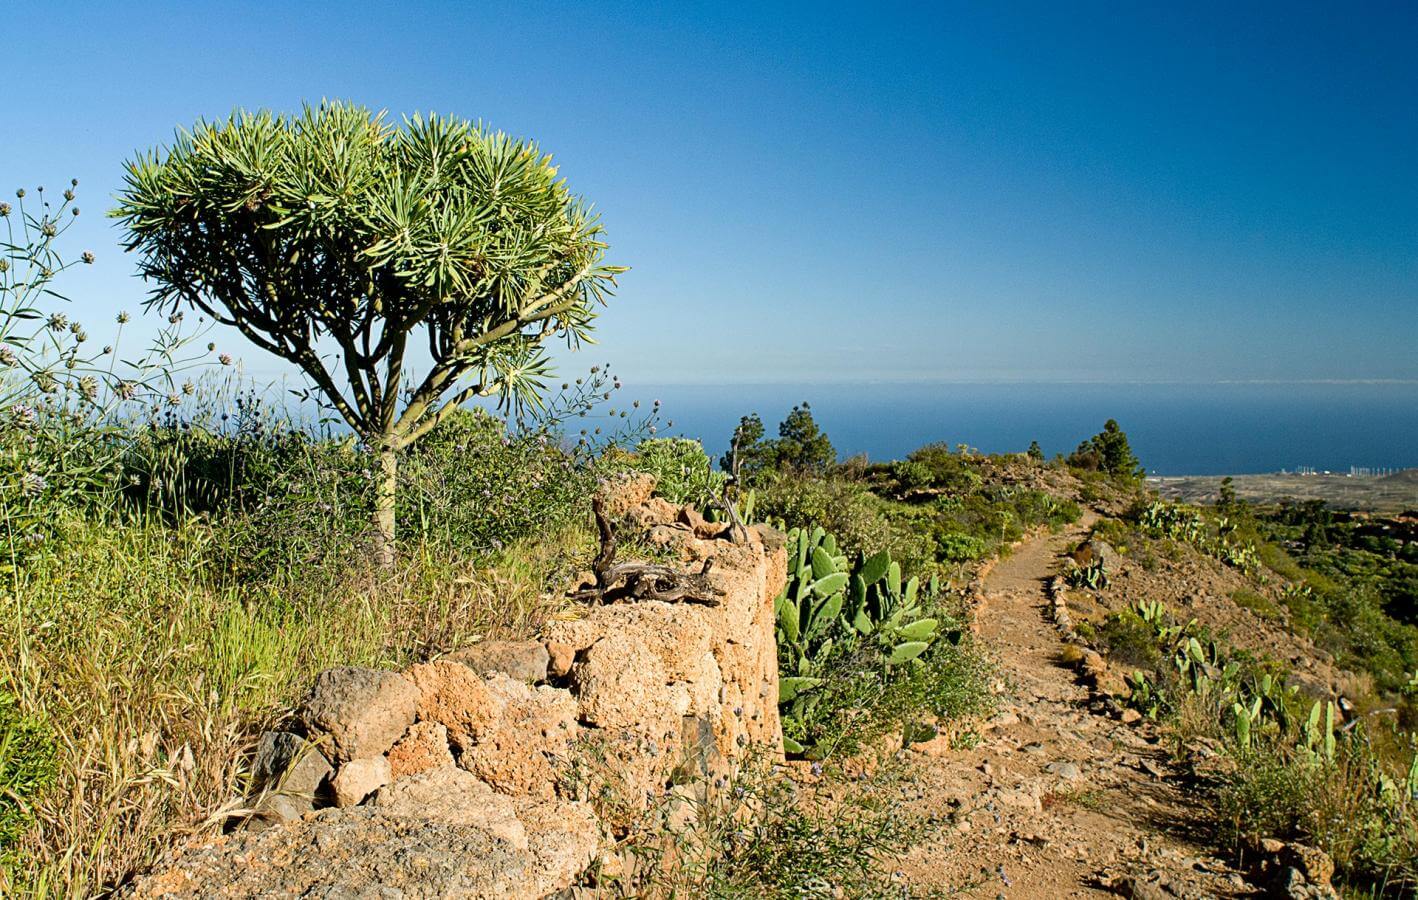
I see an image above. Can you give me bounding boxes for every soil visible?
[895,516,1259,898]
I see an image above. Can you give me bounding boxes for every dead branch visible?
[570,498,725,606]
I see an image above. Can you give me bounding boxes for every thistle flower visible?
[32,372,57,393]
[116,311,131,324]
[48,313,68,332]
[73,328,87,343]
[168,311,184,324]
[10,404,36,426]
[117,381,136,400]
[64,189,75,202]
[0,202,9,216]
[0,347,15,366]
[167,393,180,407]
[81,251,94,264]
[41,221,57,238]
[219,353,232,366]
[79,376,99,400]
[0,260,8,273]
[181,381,195,396]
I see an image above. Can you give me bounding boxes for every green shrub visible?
[629,437,725,508]
[619,755,936,897]
[1095,608,1163,670]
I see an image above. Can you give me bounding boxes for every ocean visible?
[629,382,1418,476]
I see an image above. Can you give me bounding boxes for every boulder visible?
[130,767,600,899]
[247,792,311,830]
[545,641,577,678]
[406,660,504,751]
[386,721,454,780]
[596,471,657,519]
[446,640,550,684]
[456,677,579,798]
[298,667,418,763]
[251,730,331,798]
[371,766,526,846]
[331,755,390,807]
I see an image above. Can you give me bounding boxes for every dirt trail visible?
[898,517,1253,898]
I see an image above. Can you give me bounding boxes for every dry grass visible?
[0,509,588,897]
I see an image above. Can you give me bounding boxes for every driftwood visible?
[569,498,725,606]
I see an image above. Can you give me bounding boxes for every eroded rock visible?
[446,640,550,684]
[298,667,418,763]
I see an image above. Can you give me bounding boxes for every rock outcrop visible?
[131,476,786,898]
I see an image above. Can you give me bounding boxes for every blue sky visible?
[5,0,1416,385]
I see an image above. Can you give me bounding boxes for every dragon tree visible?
[114,102,623,563]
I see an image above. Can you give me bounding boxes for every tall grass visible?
[0,506,588,896]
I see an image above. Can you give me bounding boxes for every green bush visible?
[629,437,725,508]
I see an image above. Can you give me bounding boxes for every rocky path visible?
[897,518,1254,899]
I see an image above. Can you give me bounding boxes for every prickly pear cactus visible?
[774,526,944,757]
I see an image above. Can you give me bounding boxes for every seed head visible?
[20,472,46,498]
[81,251,95,264]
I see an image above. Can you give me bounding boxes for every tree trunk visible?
[372,439,398,567]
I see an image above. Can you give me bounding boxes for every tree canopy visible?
[113,102,624,559]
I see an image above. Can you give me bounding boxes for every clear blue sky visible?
[5,0,1416,385]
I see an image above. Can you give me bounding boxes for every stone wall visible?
[132,475,786,899]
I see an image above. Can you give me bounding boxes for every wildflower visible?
[11,404,35,426]
[79,376,98,400]
[41,222,56,238]
[101,345,112,355]
[219,353,232,366]
[0,347,15,367]
[0,260,7,273]
[81,251,94,264]
[168,311,184,324]
[16,189,25,199]
[116,311,131,324]
[71,208,80,216]
[167,393,180,407]
[181,381,195,396]
[20,472,46,497]
[71,179,78,187]
[811,761,823,776]
[32,372,57,393]
[0,202,9,216]
[64,189,75,202]
[47,313,68,332]
[117,381,136,400]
